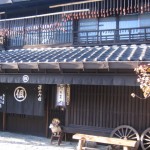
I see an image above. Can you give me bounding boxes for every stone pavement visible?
[0,131,107,150]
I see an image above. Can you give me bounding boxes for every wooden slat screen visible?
[0,112,2,130]
[69,85,150,133]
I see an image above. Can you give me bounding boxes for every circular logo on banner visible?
[14,86,27,102]
[22,75,29,83]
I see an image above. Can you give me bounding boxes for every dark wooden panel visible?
[68,85,150,134]
[7,114,45,136]
[0,112,3,130]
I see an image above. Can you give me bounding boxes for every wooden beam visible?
[0,9,89,22]
[73,134,137,148]
[49,0,103,8]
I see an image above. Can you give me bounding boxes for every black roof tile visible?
[0,45,149,69]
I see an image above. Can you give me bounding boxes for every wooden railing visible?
[1,26,150,48]
[73,27,150,46]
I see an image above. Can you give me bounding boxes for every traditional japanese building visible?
[0,0,150,149]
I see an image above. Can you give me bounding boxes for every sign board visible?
[56,84,66,107]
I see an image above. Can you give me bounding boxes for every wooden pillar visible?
[2,112,6,131]
[45,86,50,138]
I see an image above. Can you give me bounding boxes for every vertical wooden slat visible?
[82,85,86,126]
[45,86,49,137]
[120,86,124,125]
[109,86,113,128]
[93,85,97,127]
[99,85,102,127]
[102,86,106,127]
[124,86,128,126]
[113,86,117,128]
[2,112,6,131]
[106,86,110,128]
[73,85,77,125]
[96,85,100,127]
[68,84,150,134]
[79,85,83,125]
[77,85,80,125]
[86,85,90,126]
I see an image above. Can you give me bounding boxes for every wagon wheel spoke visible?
[127,133,137,139]
[126,129,133,137]
[144,138,150,142]
[145,134,150,139]
[145,145,150,150]
[130,136,138,140]
[141,128,150,150]
[114,132,122,138]
[144,142,150,145]
[110,125,140,150]
[125,128,129,136]
[122,128,125,137]
[117,129,123,137]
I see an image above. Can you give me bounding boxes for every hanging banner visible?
[56,84,71,107]
[0,94,6,112]
[6,84,45,116]
[56,84,66,107]
[0,84,7,112]
[66,84,70,106]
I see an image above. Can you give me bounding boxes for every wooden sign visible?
[56,84,71,107]
[56,84,66,107]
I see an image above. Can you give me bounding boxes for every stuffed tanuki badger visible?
[49,118,63,145]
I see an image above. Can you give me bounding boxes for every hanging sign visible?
[56,84,71,107]
[37,85,42,101]
[66,84,70,105]
[56,84,66,107]
[0,94,5,109]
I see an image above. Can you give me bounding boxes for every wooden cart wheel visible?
[141,128,150,150]
[110,125,140,150]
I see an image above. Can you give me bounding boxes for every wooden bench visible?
[73,133,138,150]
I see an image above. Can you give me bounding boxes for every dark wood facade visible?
[65,85,150,136]
[0,112,3,131]
[0,1,150,146]
[6,114,46,136]
[0,84,66,137]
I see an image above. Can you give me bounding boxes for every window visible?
[119,15,138,40]
[79,18,98,43]
[99,17,116,41]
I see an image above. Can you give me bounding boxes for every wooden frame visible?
[49,0,103,8]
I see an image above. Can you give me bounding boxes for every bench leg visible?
[123,146,129,150]
[77,139,85,150]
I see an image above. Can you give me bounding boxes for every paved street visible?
[0,131,108,150]
[0,131,77,150]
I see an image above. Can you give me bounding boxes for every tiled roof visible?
[0,44,150,70]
